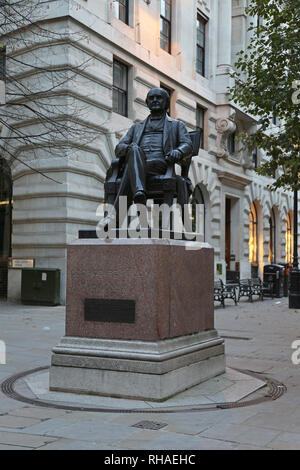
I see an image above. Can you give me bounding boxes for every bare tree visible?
[0,0,96,182]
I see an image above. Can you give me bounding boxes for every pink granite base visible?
[65,239,214,341]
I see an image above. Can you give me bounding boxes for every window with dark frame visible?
[252,147,258,168]
[196,105,205,149]
[160,0,172,53]
[114,0,129,25]
[0,47,6,82]
[196,14,206,77]
[113,59,128,117]
[228,132,236,155]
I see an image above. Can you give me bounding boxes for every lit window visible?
[160,0,172,53]
[113,59,128,117]
[196,14,206,76]
[249,202,258,265]
[286,213,293,264]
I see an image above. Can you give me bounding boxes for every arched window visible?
[249,202,258,265]
[286,212,293,264]
[269,208,276,264]
[191,185,205,239]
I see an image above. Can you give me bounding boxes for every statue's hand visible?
[165,150,182,164]
[128,142,140,150]
[116,143,130,157]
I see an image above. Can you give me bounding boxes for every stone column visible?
[217,0,232,67]
[215,0,233,98]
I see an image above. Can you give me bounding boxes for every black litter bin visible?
[278,263,291,297]
[263,264,285,298]
[21,268,60,306]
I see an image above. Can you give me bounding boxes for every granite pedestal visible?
[50,238,225,401]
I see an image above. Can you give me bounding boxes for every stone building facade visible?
[0,0,296,303]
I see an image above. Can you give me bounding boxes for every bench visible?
[214,280,238,307]
[214,280,225,308]
[222,280,239,305]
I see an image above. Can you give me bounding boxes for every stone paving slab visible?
[267,432,300,450]
[8,406,70,420]
[0,415,42,429]
[0,443,32,450]
[200,422,281,447]
[18,419,146,446]
[243,411,300,433]
[115,429,237,450]
[0,430,58,449]
[37,438,124,451]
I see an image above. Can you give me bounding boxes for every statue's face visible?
[146,89,168,113]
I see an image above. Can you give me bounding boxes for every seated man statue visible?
[111,87,193,206]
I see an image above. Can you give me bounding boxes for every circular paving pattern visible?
[0,366,287,414]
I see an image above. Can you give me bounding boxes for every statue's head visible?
[146,87,170,113]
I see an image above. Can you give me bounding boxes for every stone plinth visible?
[50,238,225,401]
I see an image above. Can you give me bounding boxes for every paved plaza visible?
[0,296,299,450]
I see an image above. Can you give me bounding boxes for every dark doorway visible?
[0,158,12,298]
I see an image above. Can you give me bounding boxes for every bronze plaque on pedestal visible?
[84,299,135,323]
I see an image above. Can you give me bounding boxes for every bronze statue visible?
[113,87,193,205]
[103,88,200,230]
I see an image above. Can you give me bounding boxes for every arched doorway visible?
[249,202,258,277]
[0,157,12,298]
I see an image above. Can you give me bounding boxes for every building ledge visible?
[216,170,252,189]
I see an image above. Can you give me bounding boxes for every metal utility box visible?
[21,268,60,306]
[263,264,284,298]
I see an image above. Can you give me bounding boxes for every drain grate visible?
[132,420,168,430]
[0,366,287,414]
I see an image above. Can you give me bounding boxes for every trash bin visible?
[263,264,285,298]
[278,263,291,297]
[21,268,60,306]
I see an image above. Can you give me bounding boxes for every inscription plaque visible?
[84,299,135,323]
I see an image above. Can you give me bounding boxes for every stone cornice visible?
[216,170,252,189]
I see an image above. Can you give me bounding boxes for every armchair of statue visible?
[104,130,201,213]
